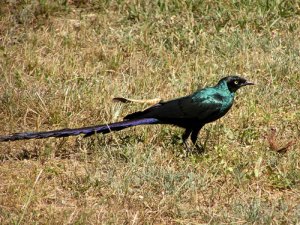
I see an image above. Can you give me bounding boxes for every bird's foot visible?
[183,142,192,152]
[194,143,205,154]
[183,142,205,154]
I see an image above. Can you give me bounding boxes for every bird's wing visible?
[125,88,226,121]
[187,93,226,121]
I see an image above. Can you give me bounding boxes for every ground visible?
[0,0,300,224]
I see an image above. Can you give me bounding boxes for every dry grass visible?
[0,0,300,224]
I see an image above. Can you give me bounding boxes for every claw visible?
[183,142,205,154]
[195,143,205,154]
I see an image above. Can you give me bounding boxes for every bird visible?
[0,75,254,151]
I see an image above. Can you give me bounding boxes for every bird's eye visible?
[234,80,239,85]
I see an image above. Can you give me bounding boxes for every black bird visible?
[0,76,254,150]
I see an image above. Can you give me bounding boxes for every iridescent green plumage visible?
[125,75,254,151]
[0,75,254,151]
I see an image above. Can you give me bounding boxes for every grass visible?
[0,0,300,224]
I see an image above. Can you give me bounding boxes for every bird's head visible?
[218,75,254,93]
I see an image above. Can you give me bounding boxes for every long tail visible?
[0,118,159,142]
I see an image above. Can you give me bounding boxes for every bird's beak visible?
[243,81,255,86]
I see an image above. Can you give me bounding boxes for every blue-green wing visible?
[125,88,228,121]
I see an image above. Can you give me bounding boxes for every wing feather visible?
[125,88,227,122]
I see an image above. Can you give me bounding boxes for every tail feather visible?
[0,118,159,142]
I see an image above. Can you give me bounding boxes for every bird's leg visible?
[203,128,210,150]
[182,129,192,151]
[191,126,204,153]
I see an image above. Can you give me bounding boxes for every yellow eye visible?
[234,80,239,85]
